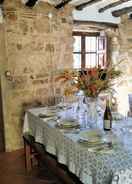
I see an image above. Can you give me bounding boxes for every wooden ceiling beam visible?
[112,6,132,17]
[75,0,102,11]
[25,0,38,7]
[74,20,118,29]
[0,0,4,4]
[129,13,132,19]
[55,0,73,9]
[99,0,131,13]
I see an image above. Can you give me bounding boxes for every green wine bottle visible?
[103,99,112,131]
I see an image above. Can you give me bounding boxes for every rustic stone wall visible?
[0,0,73,151]
[109,15,132,116]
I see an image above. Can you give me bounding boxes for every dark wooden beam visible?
[74,20,118,28]
[129,13,132,19]
[75,0,102,11]
[112,6,132,17]
[55,0,73,9]
[0,0,4,4]
[25,0,38,7]
[99,0,131,13]
[73,31,100,36]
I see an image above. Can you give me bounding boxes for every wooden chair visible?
[23,133,46,171]
[23,133,38,171]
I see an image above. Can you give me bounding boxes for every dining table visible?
[23,102,132,184]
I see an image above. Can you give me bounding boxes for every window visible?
[73,32,107,69]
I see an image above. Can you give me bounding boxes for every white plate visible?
[57,119,79,128]
[79,129,103,143]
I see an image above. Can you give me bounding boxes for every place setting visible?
[55,118,81,134]
[78,129,114,153]
[56,103,69,110]
[38,110,58,121]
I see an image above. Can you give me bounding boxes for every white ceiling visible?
[73,0,132,23]
[23,0,132,23]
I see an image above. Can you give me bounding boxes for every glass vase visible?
[85,97,98,128]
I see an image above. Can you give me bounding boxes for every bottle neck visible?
[106,96,112,107]
[106,99,110,107]
[105,99,112,115]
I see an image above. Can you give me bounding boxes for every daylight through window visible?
[73,32,107,69]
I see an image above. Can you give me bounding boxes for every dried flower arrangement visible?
[55,65,122,98]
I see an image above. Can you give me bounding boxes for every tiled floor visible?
[0,149,64,184]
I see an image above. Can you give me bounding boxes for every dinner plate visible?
[56,103,67,108]
[56,119,80,129]
[47,108,57,112]
[79,129,103,143]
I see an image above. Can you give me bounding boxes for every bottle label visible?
[104,120,111,130]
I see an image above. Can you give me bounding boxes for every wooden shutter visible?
[97,36,107,68]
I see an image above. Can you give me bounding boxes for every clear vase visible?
[85,97,98,128]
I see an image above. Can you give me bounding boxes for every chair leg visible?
[31,150,39,168]
[24,140,32,171]
[24,139,40,171]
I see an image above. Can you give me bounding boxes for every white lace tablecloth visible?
[23,106,132,184]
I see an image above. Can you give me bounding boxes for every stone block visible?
[36,87,50,97]
[55,88,61,95]
[6,12,17,22]
[45,43,54,52]
[19,20,28,35]
[9,76,28,89]
[16,43,22,50]
[32,79,45,85]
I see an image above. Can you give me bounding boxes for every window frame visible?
[73,31,107,69]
